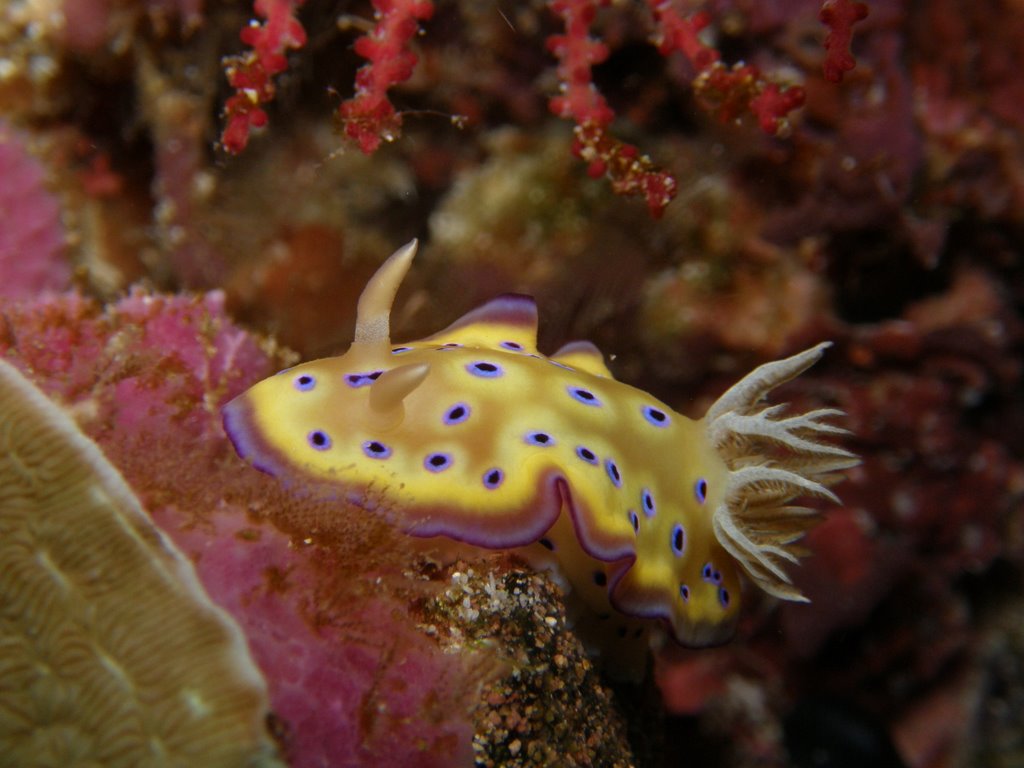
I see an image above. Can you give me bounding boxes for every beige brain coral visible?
[0,358,281,767]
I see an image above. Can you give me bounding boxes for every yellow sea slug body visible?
[224,241,857,658]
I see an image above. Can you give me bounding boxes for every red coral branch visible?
[220,0,307,154]
[649,1,806,137]
[337,0,435,154]
[547,0,615,129]
[217,0,838,210]
[749,82,807,135]
[692,63,806,135]
[820,0,869,83]
[572,123,678,218]
[547,0,677,218]
[545,0,812,216]
[648,3,718,71]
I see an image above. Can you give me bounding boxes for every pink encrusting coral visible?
[151,507,478,768]
[0,291,482,767]
[0,290,271,440]
[0,120,70,298]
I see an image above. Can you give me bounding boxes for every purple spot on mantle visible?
[604,458,622,487]
[671,524,686,556]
[482,467,504,489]
[701,563,723,585]
[345,370,383,388]
[467,361,503,378]
[641,488,656,518]
[443,403,471,425]
[568,386,601,406]
[642,404,670,427]
[695,478,708,504]
[362,440,392,459]
[308,430,331,450]
[524,431,554,447]
[424,452,453,472]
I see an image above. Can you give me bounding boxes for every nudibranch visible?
[224,241,857,659]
